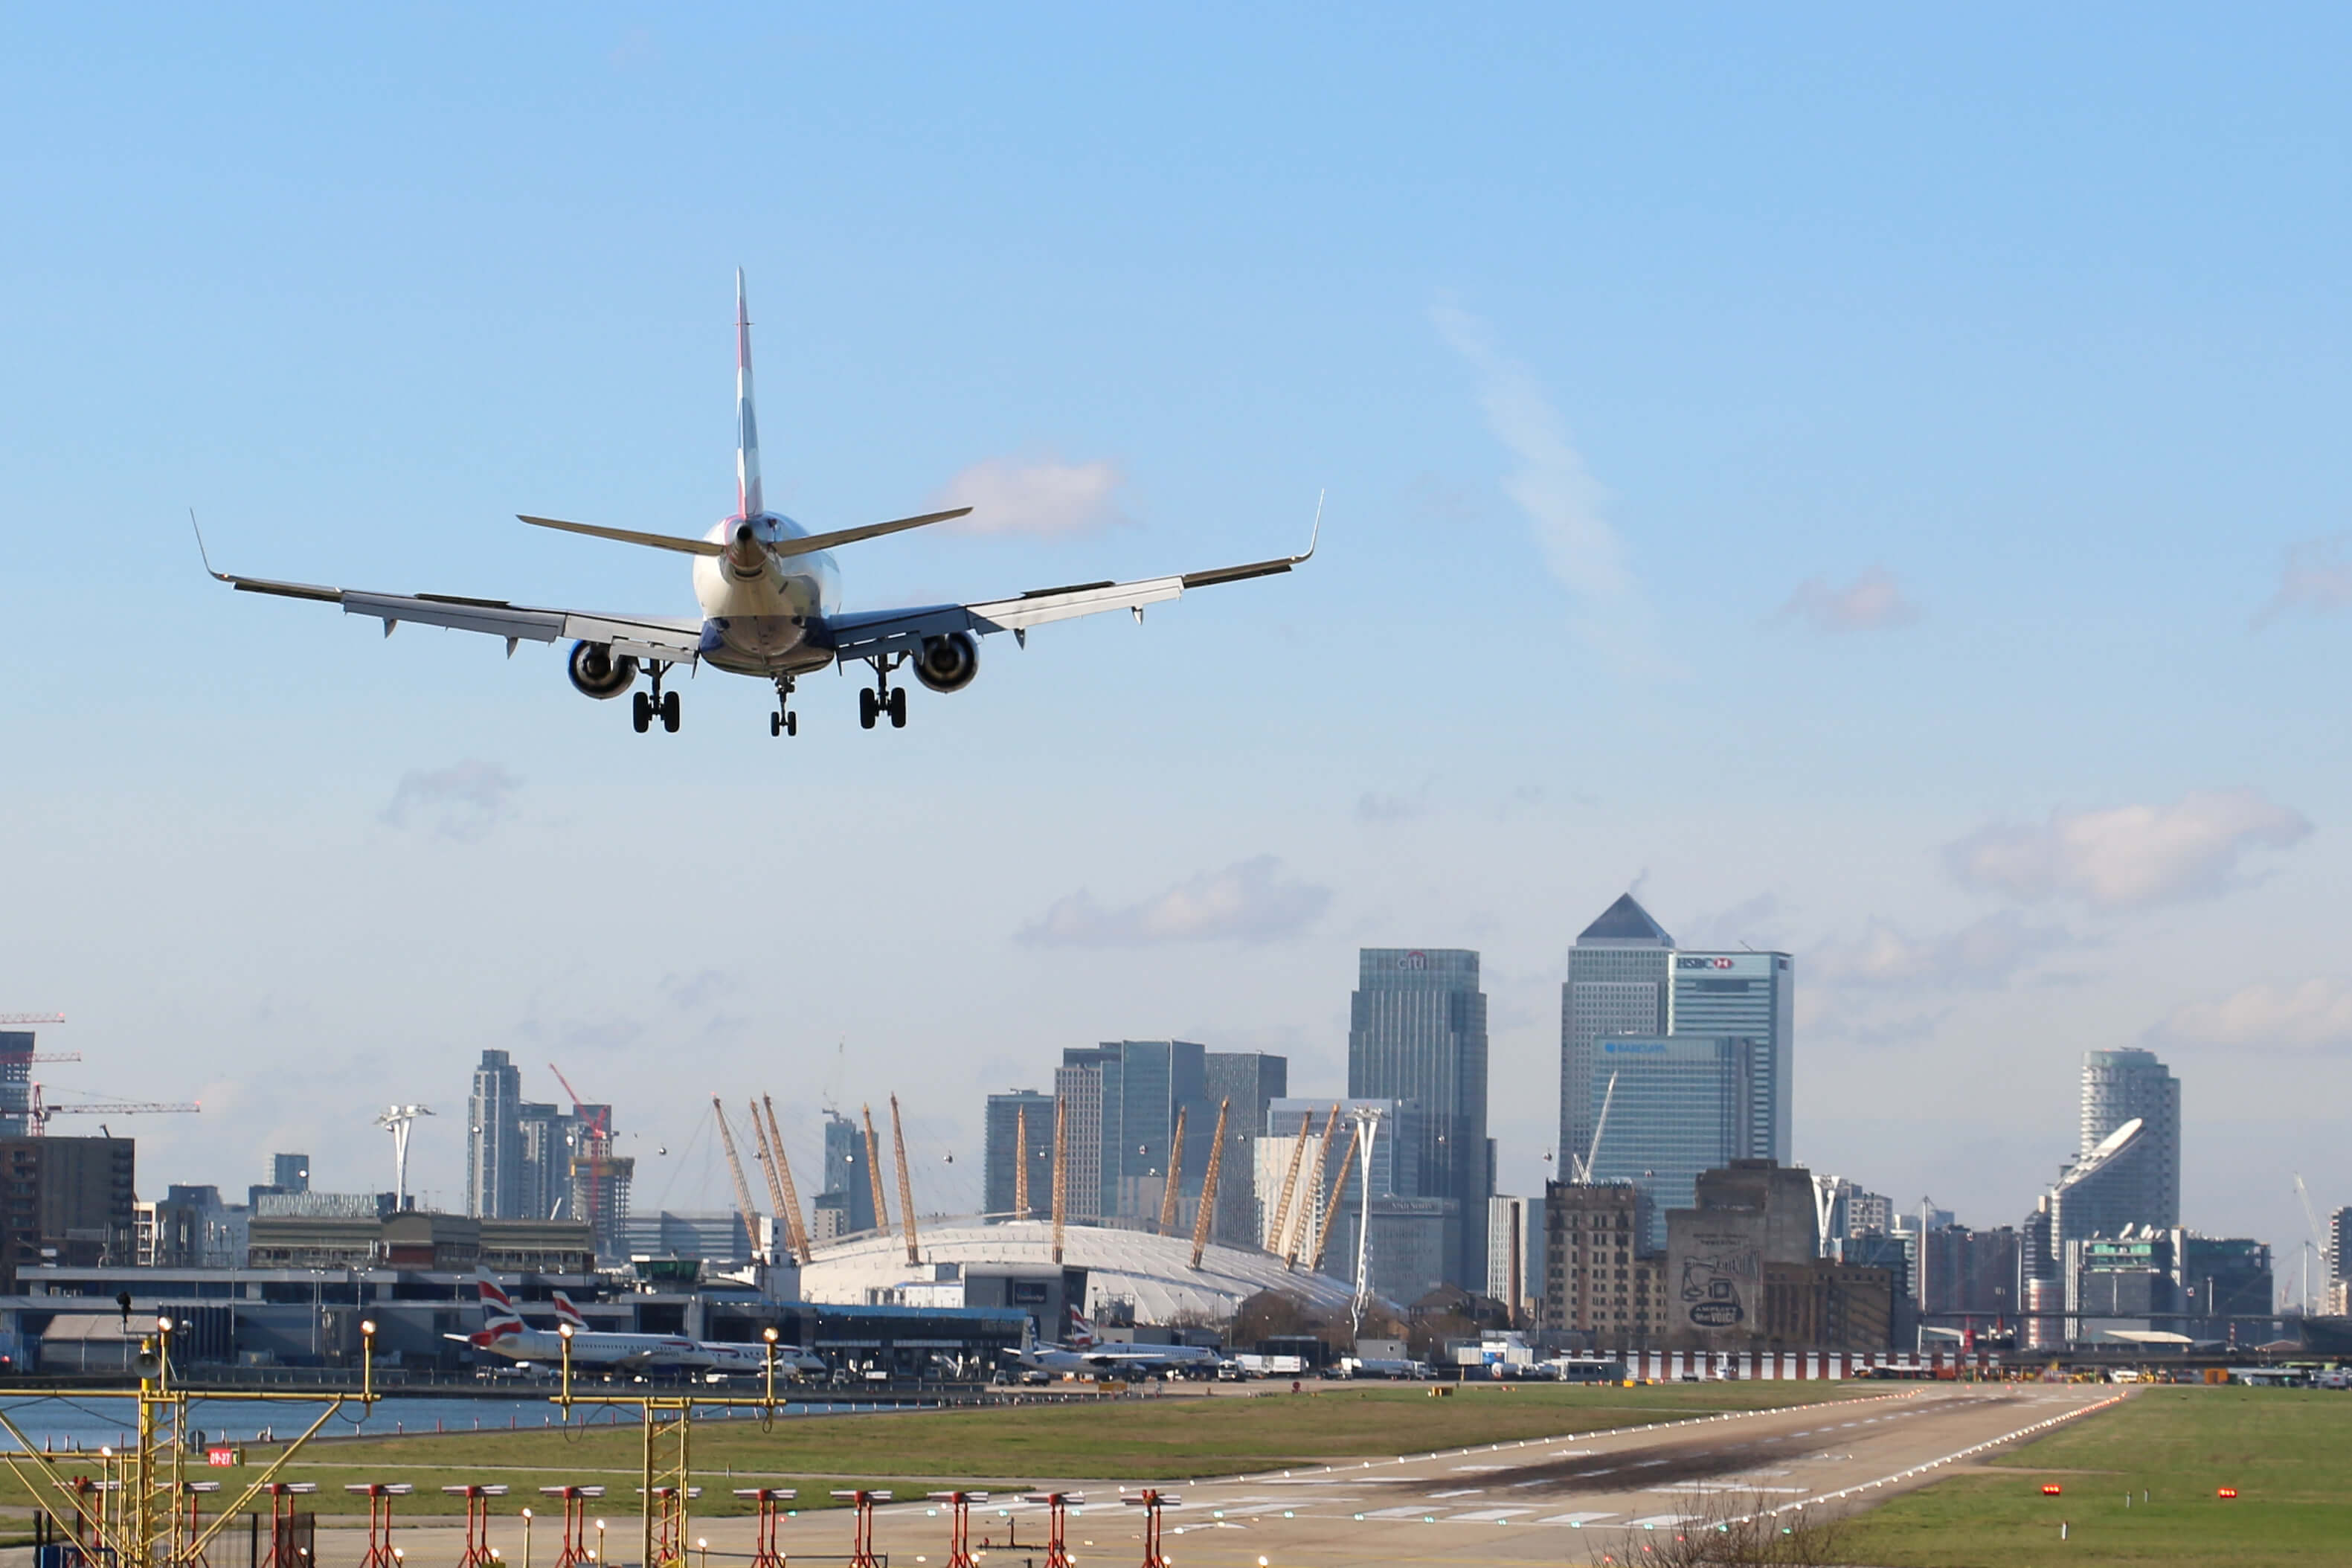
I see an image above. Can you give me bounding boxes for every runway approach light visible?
[2041,1484,2063,1497]
[2218,1487,2239,1500]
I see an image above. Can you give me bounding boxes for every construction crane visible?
[1285,1105,1343,1270]
[1568,1072,1620,1183]
[1187,1099,1230,1270]
[375,1105,432,1207]
[1311,1118,1363,1273]
[889,1094,920,1266]
[751,1097,811,1264]
[1157,1108,1188,1235]
[861,1105,891,1236]
[31,1094,199,1134]
[0,1013,67,1027]
[549,1062,625,1242]
[713,1097,767,1265]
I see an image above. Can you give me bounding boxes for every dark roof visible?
[1578,893,1674,946]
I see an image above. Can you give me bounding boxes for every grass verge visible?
[4,1381,1880,1517]
[1837,1386,2352,1567]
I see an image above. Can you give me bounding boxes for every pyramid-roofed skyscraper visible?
[1558,893,1676,1169]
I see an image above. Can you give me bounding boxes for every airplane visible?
[447,1271,820,1375]
[196,272,1317,737]
[549,1287,826,1378]
[1003,1311,1221,1378]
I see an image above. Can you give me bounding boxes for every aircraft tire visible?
[888,688,907,728]
[859,688,878,729]
[632,693,652,733]
[661,690,681,733]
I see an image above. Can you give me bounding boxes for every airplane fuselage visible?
[691,511,841,677]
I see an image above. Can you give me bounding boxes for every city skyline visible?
[5,7,2348,1279]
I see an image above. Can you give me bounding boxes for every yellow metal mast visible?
[1285,1105,1343,1270]
[861,1105,890,1236]
[760,1096,812,1264]
[889,1094,920,1267]
[1266,1112,1310,1259]
[1157,1108,1188,1234]
[1050,1096,1068,1265]
[711,1097,767,1263]
[1310,1119,1361,1273]
[1188,1099,1230,1269]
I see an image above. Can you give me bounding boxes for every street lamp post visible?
[521,1508,533,1568]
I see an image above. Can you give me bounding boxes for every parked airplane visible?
[1004,1311,1221,1377]
[198,272,1317,736]
[449,1271,818,1375]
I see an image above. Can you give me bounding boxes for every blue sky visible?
[4,7,2348,1282]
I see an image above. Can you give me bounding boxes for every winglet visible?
[189,508,227,581]
[1302,488,1324,562]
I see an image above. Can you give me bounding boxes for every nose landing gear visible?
[858,658,909,730]
[632,663,681,734]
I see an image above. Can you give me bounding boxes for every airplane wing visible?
[820,504,1320,665]
[200,557,706,666]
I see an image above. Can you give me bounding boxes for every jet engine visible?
[913,632,980,693]
[567,640,640,699]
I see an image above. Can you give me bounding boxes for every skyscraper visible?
[822,1111,875,1234]
[1203,1050,1288,1246]
[2079,1049,2180,1230]
[983,1090,1055,1218]
[466,1050,522,1219]
[1055,1041,1211,1227]
[1560,896,1675,1172]
[1349,948,1490,1289]
[1584,1035,1767,1250]
[1671,951,1794,1163]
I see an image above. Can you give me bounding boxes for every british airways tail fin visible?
[552,1289,588,1330]
[736,269,763,518]
[473,1267,524,1344]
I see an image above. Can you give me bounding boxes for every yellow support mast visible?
[1188,1099,1230,1270]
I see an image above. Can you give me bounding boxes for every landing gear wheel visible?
[785,711,797,736]
[771,713,783,737]
[887,687,907,728]
[661,690,681,733]
[859,687,879,730]
[632,692,652,733]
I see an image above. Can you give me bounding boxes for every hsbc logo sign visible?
[1677,957,1736,971]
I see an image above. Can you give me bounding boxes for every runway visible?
[287,1382,2120,1567]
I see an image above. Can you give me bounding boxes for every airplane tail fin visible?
[1067,1311,1096,1349]
[736,269,762,518]
[473,1267,524,1345]
[552,1290,588,1331]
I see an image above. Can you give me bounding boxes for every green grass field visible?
[1837,1386,2352,1567]
[1,1381,1879,1518]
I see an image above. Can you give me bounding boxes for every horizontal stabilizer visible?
[769,507,971,559]
[518,515,724,556]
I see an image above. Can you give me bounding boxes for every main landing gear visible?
[631,662,681,734]
[770,675,799,738]
[858,657,908,730]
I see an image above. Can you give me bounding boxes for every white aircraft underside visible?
[199,271,1314,736]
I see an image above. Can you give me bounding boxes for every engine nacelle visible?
[913,632,980,694]
[568,640,640,700]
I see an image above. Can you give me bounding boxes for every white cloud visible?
[1810,911,2060,989]
[936,455,1128,539]
[1679,890,1784,952]
[1945,788,2312,912]
[1780,566,1922,632]
[2153,978,2352,1055]
[2252,534,2352,626]
[1431,301,1663,669]
[380,760,521,841]
[1018,855,1331,947]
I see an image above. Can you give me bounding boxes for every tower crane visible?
[30,1093,200,1134]
[0,1014,68,1027]
[2295,1174,2327,1316]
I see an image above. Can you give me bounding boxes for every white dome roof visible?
[797,1218,1357,1324]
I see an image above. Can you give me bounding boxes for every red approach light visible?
[2040,1484,2063,1497]
[2217,1487,2239,1500]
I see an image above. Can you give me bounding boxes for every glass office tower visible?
[1560,896,1676,1174]
[1671,951,1794,1163]
[1349,948,1490,1289]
